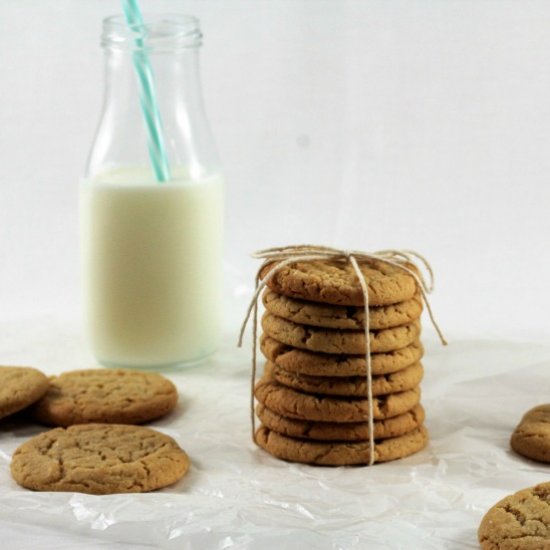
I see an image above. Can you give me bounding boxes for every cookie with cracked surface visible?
[478,481,550,550]
[262,289,423,330]
[255,425,428,465]
[254,377,421,422]
[0,366,49,420]
[256,403,425,441]
[260,258,418,306]
[262,313,420,354]
[260,335,424,377]
[33,369,178,427]
[265,361,423,397]
[511,405,550,463]
[10,423,190,494]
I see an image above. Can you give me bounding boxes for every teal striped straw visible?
[121,0,171,182]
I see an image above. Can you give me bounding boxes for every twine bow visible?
[238,245,447,466]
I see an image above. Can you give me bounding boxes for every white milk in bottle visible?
[81,169,223,367]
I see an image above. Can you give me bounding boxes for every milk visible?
[81,169,223,368]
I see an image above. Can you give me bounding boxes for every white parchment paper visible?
[0,318,549,549]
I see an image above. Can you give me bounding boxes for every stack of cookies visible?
[253,258,429,466]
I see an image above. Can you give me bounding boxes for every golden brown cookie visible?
[254,377,421,422]
[262,289,423,330]
[11,423,190,494]
[261,258,418,306]
[0,366,49,420]
[478,481,550,550]
[256,403,425,441]
[511,405,550,463]
[255,425,428,465]
[265,361,423,397]
[261,335,424,377]
[262,313,420,354]
[33,369,178,427]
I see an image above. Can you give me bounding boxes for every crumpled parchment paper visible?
[0,318,549,549]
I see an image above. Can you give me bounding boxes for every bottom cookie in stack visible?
[255,424,429,466]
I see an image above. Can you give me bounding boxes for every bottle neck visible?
[86,15,220,183]
[104,47,204,111]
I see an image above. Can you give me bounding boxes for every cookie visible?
[255,425,428,465]
[0,366,49,420]
[256,403,425,441]
[261,335,424,377]
[254,377,421,422]
[265,361,423,397]
[33,369,178,427]
[261,258,418,306]
[11,423,190,494]
[262,313,420,354]
[262,289,423,330]
[478,481,550,550]
[510,404,550,463]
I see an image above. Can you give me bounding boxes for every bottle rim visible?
[102,13,202,52]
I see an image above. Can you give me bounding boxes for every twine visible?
[238,245,447,466]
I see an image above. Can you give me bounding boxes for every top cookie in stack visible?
[253,258,429,466]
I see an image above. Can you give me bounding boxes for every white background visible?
[1,2,550,550]
[2,0,550,339]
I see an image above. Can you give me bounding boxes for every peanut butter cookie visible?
[265,361,423,397]
[262,313,420,354]
[0,366,49,420]
[254,377,420,422]
[33,369,178,426]
[478,481,550,549]
[11,423,190,494]
[261,258,417,306]
[256,403,425,441]
[262,289,422,330]
[511,404,550,463]
[260,335,424,377]
[255,425,428,465]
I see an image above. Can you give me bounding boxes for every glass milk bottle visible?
[81,14,223,368]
